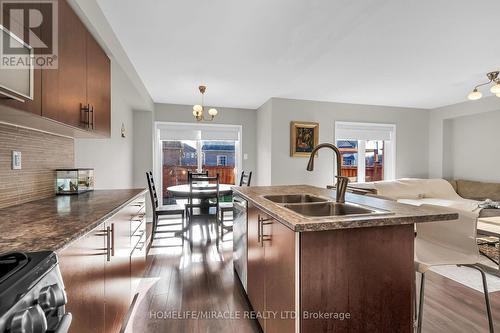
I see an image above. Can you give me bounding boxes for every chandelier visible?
[192,85,218,121]
[467,71,500,101]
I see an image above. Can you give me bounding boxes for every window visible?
[335,122,396,183]
[217,155,228,166]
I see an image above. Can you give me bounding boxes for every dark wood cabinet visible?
[246,204,296,333]
[41,0,87,129]
[264,217,296,333]
[104,216,131,333]
[58,222,106,333]
[247,203,266,330]
[1,0,111,137]
[86,32,111,136]
[58,194,147,333]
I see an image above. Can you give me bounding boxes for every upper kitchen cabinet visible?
[42,0,111,137]
[41,0,87,129]
[86,32,111,136]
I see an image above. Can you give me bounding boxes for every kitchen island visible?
[232,185,459,333]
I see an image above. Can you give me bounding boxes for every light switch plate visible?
[12,151,21,170]
[243,153,248,160]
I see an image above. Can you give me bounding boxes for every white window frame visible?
[335,121,396,183]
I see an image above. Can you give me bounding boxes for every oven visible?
[0,251,71,333]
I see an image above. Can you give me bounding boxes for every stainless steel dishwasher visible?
[232,195,248,291]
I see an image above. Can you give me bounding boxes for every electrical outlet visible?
[12,151,21,170]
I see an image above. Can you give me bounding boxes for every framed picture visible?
[290,121,319,157]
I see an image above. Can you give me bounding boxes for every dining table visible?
[166,184,233,198]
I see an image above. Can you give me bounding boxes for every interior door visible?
[86,31,111,136]
[42,0,87,128]
[247,203,266,331]
[58,222,106,333]
[104,212,131,333]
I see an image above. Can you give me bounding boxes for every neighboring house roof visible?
[163,141,197,153]
[202,141,235,152]
[337,140,357,148]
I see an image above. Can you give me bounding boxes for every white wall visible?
[256,99,273,185]
[75,60,153,189]
[428,96,500,179]
[434,104,500,182]
[257,98,430,187]
[154,103,257,176]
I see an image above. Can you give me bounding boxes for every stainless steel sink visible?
[283,202,384,217]
[263,194,329,204]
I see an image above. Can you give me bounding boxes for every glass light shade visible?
[467,89,482,101]
[192,110,198,116]
[497,93,500,98]
[193,104,203,112]
[490,83,500,94]
[208,108,218,116]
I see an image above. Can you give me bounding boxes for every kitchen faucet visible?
[306,143,350,203]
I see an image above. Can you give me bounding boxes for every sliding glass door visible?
[157,123,241,205]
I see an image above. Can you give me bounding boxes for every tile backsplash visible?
[0,123,74,209]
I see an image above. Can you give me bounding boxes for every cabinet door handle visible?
[258,215,273,246]
[111,223,115,256]
[106,226,111,262]
[90,105,95,130]
[257,214,261,244]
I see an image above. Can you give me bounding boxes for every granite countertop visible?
[232,185,459,232]
[0,189,147,254]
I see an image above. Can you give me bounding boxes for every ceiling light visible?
[491,82,500,94]
[468,71,499,101]
[467,89,482,101]
[192,85,218,121]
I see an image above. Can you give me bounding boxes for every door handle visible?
[111,223,115,257]
[106,226,111,262]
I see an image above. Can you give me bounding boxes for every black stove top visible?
[0,253,29,285]
[0,251,57,316]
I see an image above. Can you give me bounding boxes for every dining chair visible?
[414,206,494,333]
[185,173,220,249]
[146,171,185,245]
[219,171,253,239]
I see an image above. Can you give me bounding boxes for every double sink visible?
[263,194,391,218]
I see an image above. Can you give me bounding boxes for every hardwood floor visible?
[127,216,500,333]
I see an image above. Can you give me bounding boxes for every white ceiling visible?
[97,0,500,109]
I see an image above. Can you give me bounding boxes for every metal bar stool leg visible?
[464,264,495,333]
[417,272,425,333]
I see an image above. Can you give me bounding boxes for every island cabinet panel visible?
[263,216,296,333]
[41,0,87,129]
[247,203,266,329]
[300,224,414,333]
[58,221,106,333]
[247,203,296,333]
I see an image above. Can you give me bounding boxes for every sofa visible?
[348,179,500,218]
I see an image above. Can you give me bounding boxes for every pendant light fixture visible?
[192,85,218,121]
[467,71,500,101]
